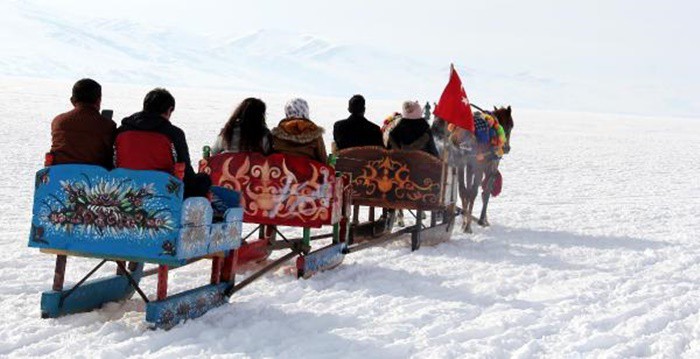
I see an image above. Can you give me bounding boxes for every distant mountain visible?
[4,1,695,117]
[0,2,442,100]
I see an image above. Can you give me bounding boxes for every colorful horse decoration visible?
[433,106,515,232]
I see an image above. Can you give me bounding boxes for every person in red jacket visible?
[115,88,210,198]
[50,78,116,167]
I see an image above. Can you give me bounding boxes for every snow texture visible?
[0,78,698,358]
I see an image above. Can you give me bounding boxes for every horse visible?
[434,106,514,233]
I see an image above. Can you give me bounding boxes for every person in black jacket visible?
[116,88,210,197]
[388,100,439,157]
[333,95,384,151]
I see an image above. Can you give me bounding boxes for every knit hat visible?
[284,98,310,119]
[348,95,365,115]
[402,100,423,119]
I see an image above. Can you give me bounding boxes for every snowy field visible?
[1,78,699,358]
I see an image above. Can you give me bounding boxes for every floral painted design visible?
[43,178,174,237]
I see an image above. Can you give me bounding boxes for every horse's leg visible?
[397,209,405,227]
[478,161,498,226]
[460,162,479,234]
[456,164,470,233]
[466,161,482,233]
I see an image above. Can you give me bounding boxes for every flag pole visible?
[470,103,486,113]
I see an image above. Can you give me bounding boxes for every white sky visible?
[15,0,700,116]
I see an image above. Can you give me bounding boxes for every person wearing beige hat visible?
[387,100,439,156]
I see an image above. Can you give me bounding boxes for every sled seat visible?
[200,152,343,228]
[336,146,458,211]
[29,164,243,266]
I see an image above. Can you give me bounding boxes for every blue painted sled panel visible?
[29,165,242,264]
[176,197,213,259]
[208,208,243,253]
[175,198,243,258]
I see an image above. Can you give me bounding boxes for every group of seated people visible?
[49,78,439,198]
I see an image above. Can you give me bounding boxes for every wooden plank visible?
[52,255,67,291]
[157,265,168,301]
[220,250,237,282]
[210,257,222,284]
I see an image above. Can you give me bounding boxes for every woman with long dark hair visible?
[211,97,271,154]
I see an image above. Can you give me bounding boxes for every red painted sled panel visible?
[200,152,341,228]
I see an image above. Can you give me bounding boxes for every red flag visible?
[434,65,475,132]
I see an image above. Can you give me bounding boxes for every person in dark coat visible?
[115,88,210,198]
[50,78,116,168]
[388,100,439,157]
[333,95,384,151]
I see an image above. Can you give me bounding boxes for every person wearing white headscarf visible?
[270,98,327,163]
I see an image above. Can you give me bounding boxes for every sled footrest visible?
[417,221,455,247]
[296,242,346,279]
[41,263,144,318]
[145,283,229,329]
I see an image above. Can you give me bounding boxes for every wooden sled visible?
[336,147,458,252]
[200,152,351,279]
[29,164,243,329]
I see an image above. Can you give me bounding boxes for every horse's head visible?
[492,106,514,154]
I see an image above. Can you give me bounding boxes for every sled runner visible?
[29,163,243,329]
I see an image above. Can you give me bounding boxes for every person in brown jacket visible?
[50,78,116,168]
[271,98,327,163]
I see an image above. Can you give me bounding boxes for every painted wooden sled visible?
[335,146,458,251]
[200,151,351,280]
[29,164,243,329]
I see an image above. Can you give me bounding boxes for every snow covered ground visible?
[1,78,699,358]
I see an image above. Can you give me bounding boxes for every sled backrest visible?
[114,131,177,174]
[200,152,342,228]
[29,164,242,265]
[336,146,456,211]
